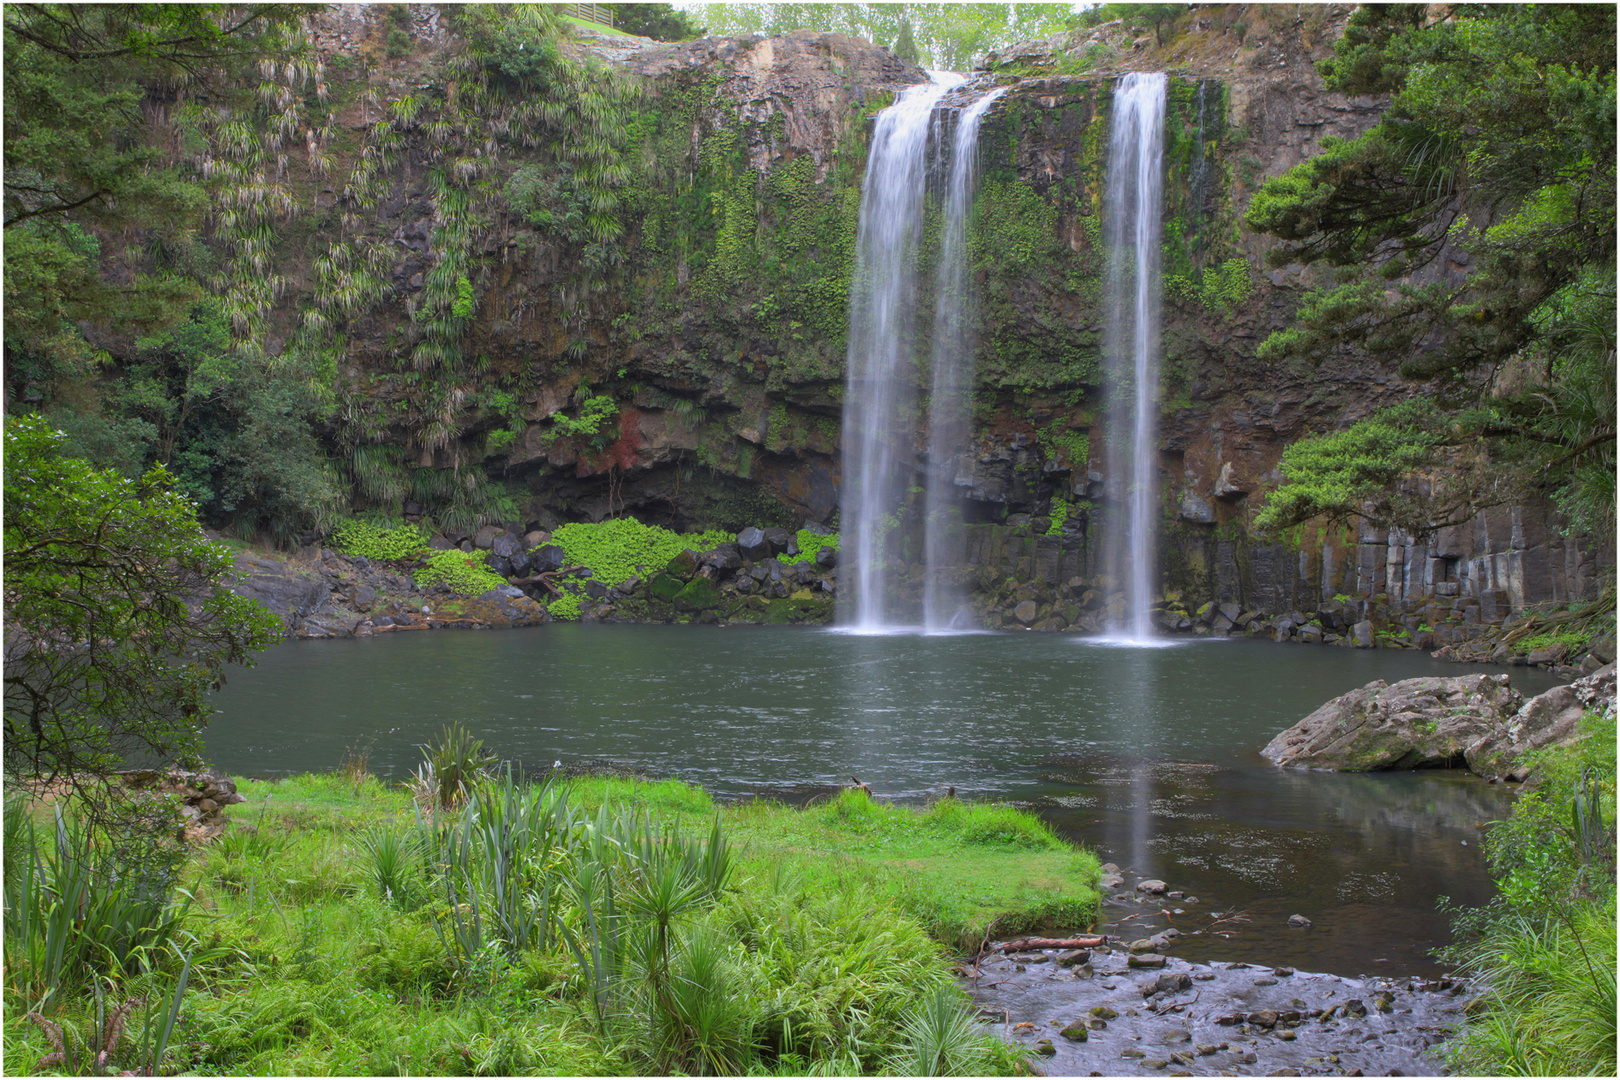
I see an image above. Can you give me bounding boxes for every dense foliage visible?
[2,768,1086,1074]
[1445,708,1616,1075]
[553,518,734,586]
[1248,4,1616,539]
[328,519,430,562]
[2,416,281,796]
[614,3,706,42]
[413,549,508,595]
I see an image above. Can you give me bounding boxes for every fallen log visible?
[996,936,1105,953]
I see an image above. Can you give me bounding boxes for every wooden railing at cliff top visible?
[561,4,615,28]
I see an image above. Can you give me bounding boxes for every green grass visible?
[6,772,1087,1076]
[1444,708,1616,1075]
[570,779,1102,952]
[561,14,636,38]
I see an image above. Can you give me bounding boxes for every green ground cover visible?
[5,767,1094,1076]
[1444,708,1616,1076]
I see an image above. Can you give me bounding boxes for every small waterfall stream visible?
[839,75,1004,632]
[922,85,1008,632]
[1100,73,1168,642]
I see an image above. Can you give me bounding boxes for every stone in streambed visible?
[1137,878,1168,894]
[1059,1021,1089,1042]
[1127,953,1166,969]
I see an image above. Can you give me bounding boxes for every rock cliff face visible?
[210,6,1606,634]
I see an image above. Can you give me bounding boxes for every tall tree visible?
[3,416,282,802]
[1247,4,1615,540]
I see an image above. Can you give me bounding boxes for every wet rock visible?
[1137,878,1168,894]
[1120,1048,1146,1059]
[532,544,567,573]
[1127,938,1157,953]
[1247,1010,1279,1027]
[1127,953,1166,969]
[1262,673,1522,771]
[1466,665,1616,779]
[1033,1038,1056,1057]
[1287,914,1312,929]
[1059,1021,1089,1042]
[736,527,770,561]
[1056,949,1092,967]
[1156,972,1192,994]
[1090,1006,1119,1020]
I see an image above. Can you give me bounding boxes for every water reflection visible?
[207,625,1555,974]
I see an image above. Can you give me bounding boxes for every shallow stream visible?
[207,625,1558,976]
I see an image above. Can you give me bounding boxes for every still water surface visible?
[208,625,1558,975]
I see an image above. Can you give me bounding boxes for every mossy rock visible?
[648,572,684,602]
[764,599,797,624]
[673,577,722,612]
[664,548,700,581]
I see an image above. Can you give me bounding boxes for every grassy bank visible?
[1444,707,1617,1076]
[4,770,1098,1076]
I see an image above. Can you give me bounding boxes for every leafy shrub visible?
[329,519,429,561]
[777,527,840,566]
[548,593,582,621]
[552,519,732,586]
[1446,709,1616,1075]
[413,549,506,594]
[545,395,620,447]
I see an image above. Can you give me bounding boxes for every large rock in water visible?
[1264,668,1618,778]
[1465,664,1616,780]
[1261,674,1524,771]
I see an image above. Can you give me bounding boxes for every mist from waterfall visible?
[1100,72,1167,643]
[838,75,1005,633]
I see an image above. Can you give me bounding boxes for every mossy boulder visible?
[648,573,685,602]
[673,577,722,612]
[1261,674,1523,771]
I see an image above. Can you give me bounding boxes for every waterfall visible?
[1101,72,1167,642]
[922,85,1008,632]
[839,75,1005,633]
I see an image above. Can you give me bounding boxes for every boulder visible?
[1465,664,1616,779]
[1179,493,1215,524]
[1351,619,1374,648]
[762,526,798,556]
[1013,600,1038,626]
[736,526,770,561]
[491,533,524,560]
[700,544,745,574]
[228,555,327,625]
[1261,674,1523,770]
[474,525,504,550]
[664,548,700,581]
[673,577,722,612]
[532,544,567,573]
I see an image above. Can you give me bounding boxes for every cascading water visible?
[1100,72,1167,643]
[922,85,1008,633]
[839,74,1004,633]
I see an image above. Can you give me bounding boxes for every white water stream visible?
[1100,72,1168,643]
[839,74,1005,633]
